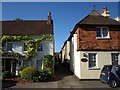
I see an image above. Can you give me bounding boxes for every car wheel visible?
[109,80,117,88]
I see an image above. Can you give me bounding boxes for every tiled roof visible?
[67,9,120,41]
[2,20,53,35]
[78,10,120,25]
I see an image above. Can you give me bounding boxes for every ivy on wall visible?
[1,34,53,60]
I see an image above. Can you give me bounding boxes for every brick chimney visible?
[47,11,53,24]
[100,6,110,17]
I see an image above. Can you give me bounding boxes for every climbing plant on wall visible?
[1,34,53,60]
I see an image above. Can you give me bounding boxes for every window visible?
[89,53,97,68]
[96,27,109,39]
[111,53,119,65]
[37,44,42,51]
[7,42,12,51]
[36,60,42,68]
[24,43,27,51]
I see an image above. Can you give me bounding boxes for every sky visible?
[2,2,119,52]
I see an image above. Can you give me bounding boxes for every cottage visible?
[61,7,120,79]
[1,12,54,75]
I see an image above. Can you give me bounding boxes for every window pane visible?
[96,28,102,37]
[7,43,12,51]
[37,44,42,51]
[89,54,96,68]
[102,28,108,37]
[36,60,42,68]
[112,53,119,65]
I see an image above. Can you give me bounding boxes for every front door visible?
[2,58,16,72]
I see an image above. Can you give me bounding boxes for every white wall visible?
[70,36,74,72]
[65,41,70,61]
[69,34,120,79]
[69,34,81,79]
[5,35,54,69]
[79,51,120,79]
[73,34,81,79]
[27,40,53,68]
[61,47,65,63]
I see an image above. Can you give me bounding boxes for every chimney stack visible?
[47,11,53,24]
[100,6,110,17]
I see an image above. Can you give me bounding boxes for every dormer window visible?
[96,27,110,39]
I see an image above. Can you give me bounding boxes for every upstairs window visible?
[7,42,12,51]
[96,27,109,39]
[24,43,27,51]
[37,44,42,51]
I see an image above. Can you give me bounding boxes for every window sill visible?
[96,37,110,40]
[7,51,13,52]
[89,68,100,70]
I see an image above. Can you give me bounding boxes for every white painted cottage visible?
[1,12,54,75]
[60,8,120,79]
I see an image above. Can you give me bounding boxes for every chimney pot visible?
[48,11,51,16]
[100,6,110,17]
[47,11,52,24]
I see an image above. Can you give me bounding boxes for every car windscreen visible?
[102,66,112,72]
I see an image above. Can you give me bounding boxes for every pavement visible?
[1,62,120,89]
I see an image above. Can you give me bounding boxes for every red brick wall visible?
[76,26,120,51]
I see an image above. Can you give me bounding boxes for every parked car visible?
[100,65,120,88]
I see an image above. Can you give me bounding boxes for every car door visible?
[115,65,120,79]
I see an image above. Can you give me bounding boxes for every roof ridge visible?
[89,9,101,16]
[2,20,47,22]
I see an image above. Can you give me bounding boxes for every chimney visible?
[100,6,110,17]
[47,11,53,24]
[70,31,72,36]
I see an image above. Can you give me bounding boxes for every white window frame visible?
[96,27,110,39]
[6,42,12,52]
[88,53,98,69]
[111,53,119,65]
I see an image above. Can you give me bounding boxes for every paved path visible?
[2,62,120,88]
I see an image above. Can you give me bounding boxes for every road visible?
[2,62,120,89]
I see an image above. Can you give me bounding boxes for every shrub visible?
[20,66,39,81]
[43,55,54,72]
[19,66,27,71]
[38,68,54,82]
[2,71,11,78]
[2,71,16,78]
[10,72,16,78]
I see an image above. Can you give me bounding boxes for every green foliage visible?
[19,66,27,71]
[20,66,54,82]
[38,68,54,82]
[2,52,21,58]
[21,66,39,80]
[2,71,16,78]
[1,34,53,61]
[43,55,54,72]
